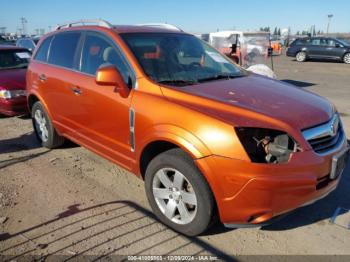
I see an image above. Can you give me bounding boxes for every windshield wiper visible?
[158,79,197,86]
[198,74,243,83]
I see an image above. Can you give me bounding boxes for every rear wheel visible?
[145,148,216,236]
[296,51,307,62]
[343,53,350,64]
[31,101,65,148]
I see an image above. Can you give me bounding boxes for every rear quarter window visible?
[48,32,81,69]
[34,36,53,62]
[294,38,311,45]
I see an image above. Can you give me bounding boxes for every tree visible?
[273,27,278,35]
[277,28,281,36]
[312,26,316,36]
[296,31,300,35]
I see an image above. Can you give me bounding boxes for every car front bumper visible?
[0,96,29,116]
[195,139,349,226]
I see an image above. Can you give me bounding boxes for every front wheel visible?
[296,51,307,62]
[145,148,216,236]
[343,53,350,64]
[32,101,65,149]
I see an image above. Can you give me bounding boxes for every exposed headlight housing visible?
[235,127,299,164]
[0,89,26,99]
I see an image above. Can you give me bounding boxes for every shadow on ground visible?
[291,58,344,64]
[0,132,40,155]
[0,201,234,261]
[281,79,316,88]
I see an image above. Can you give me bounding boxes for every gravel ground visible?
[0,55,349,261]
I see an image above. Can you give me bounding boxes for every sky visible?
[1,0,349,35]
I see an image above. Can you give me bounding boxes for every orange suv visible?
[26,20,349,236]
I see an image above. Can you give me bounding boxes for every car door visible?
[39,31,83,137]
[323,39,346,59]
[67,31,136,168]
[308,38,324,58]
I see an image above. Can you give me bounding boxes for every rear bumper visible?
[0,97,29,116]
[195,140,349,226]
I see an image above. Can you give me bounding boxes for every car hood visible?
[0,68,26,90]
[161,74,333,131]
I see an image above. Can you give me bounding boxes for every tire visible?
[296,51,307,62]
[343,53,350,64]
[31,101,65,149]
[145,148,216,236]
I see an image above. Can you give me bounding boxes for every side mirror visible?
[95,64,130,98]
[335,43,341,48]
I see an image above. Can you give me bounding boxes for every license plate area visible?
[330,147,349,180]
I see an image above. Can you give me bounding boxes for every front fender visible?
[137,124,212,160]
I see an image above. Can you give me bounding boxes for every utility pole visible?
[20,17,28,36]
[326,14,333,35]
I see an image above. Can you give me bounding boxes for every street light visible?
[326,14,333,35]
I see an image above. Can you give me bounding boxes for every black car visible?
[286,37,350,64]
[16,37,40,52]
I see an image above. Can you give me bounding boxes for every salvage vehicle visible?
[26,20,349,236]
[208,31,276,78]
[0,46,30,116]
[286,37,350,63]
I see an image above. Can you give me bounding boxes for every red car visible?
[0,46,31,116]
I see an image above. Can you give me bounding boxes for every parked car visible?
[0,35,15,46]
[26,20,349,236]
[16,36,40,52]
[286,37,350,63]
[0,46,30,116]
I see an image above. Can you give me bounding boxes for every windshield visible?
[0,49,30,70]
[121,33,245,86]
[337,39,350,46]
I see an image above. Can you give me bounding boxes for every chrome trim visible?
[129,108,135,152]
[302,113,347,156]
[302,114,340,141]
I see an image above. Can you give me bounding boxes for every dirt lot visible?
[1,55,350,261]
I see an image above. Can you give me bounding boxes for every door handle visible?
[39,74,47,82]
[70,87,82,95]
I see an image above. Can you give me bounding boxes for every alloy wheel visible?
[34,109,49,142]
[152,167,197,225]
[344,54,350,64]
[296,52,306,62]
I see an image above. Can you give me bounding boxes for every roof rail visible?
[137,23,183,32]
[55,19,113,30]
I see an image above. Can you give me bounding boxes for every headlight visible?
[235,127,299,164]
[0,89,26,99]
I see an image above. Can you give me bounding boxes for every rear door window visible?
[34,36,53,62]
[311,39,321,46]
[48,32,81,69]
[295,38,311,45]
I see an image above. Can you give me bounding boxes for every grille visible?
[308,128,343,154]
[302,114,344,155]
